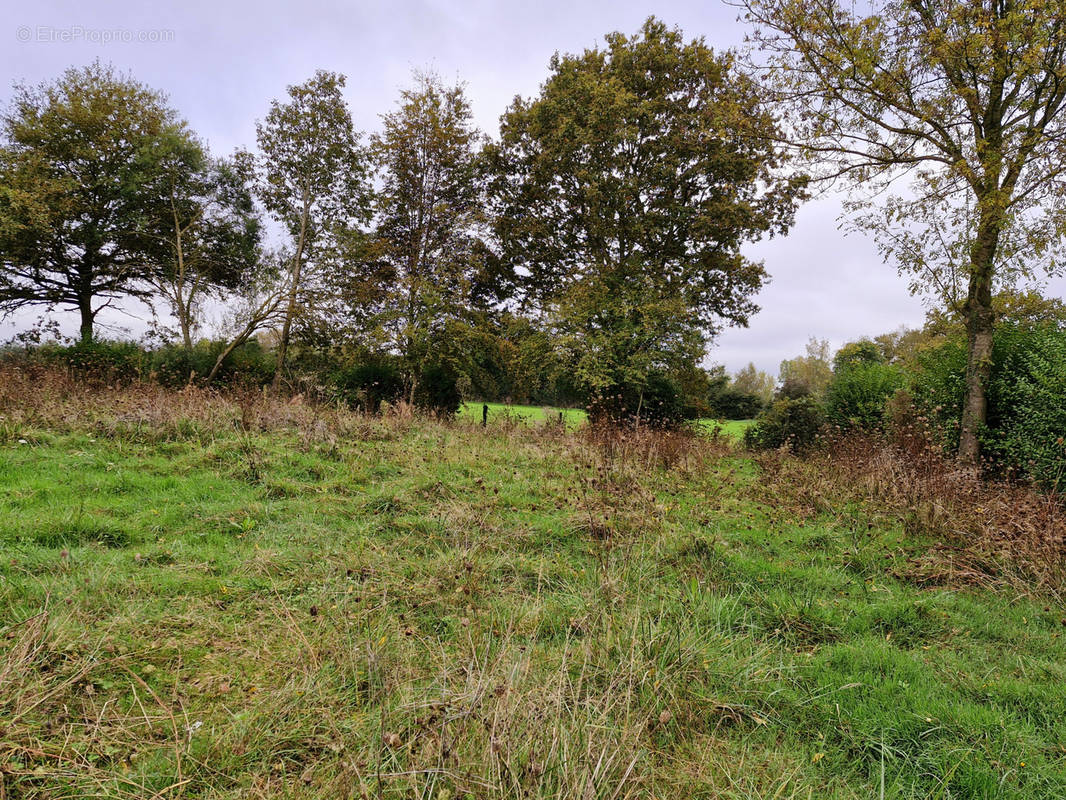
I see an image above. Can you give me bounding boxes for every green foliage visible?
[52,340,146,383]
[11,339,276,389]
[745,0,1066,461]
[0,63,195,341]
[149,143,262,349]
[745,396,825,452]
[670,364,716,420]
[414,362,462,416]
[587,371,685,428]
[255,69,373,378]
[365,73,488,379]
[333,361,404,413]
[993,328,1066,491]
[911,337,968,439]
[710,363,773,418]
[494,315,582,407]
[709,387,764,420]
[913,326,1066,489]
[832,339,883,372]
[825,361,904,430]
[489,17,804,414]
[730,362,775,405]
[778,338,832,399]
[148,340,274,388]
[776,375,814,400]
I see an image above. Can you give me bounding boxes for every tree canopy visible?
[487,17,805,418]
[0,63,194,341]
[254,70,373,384]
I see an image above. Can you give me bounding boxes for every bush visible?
[53,340,145,383]
[989,327,1066,491]
[776,375,813,400]
[586,371,685,428]
[414,363,462,416]
[333,362,404,413]
[709,387,764,420]
[744,397,825,452]
[912,325,1066,489]
[148,340,275,388]
[825,362,904,430]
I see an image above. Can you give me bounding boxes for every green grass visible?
[698,418,753,440]
[459,402,752,441]
[459,401,588,426]
[1,401,1063,798]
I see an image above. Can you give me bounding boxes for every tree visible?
[149,138,261,352]
[732,361,776,404]
[255,70,372,386]
[204,248,291,383]
[744,0,1066,463]
[365,72,487,398]
[832,339,883,373]
[0,63,192,341]
[487,18,804,421]
[873,326,928,365]
[778,337,832,397]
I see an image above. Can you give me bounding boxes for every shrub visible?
[414,363,462,416]
[148,340,274,388]
[586,371,685,428]
[709,387,764,420]
[744,397,825,452]
[333,362,404,413]
[912,325,1066,490]
[54,340,145,383]
[990,327,1066,491]
[776,375,813,400]
[825,362,905,430]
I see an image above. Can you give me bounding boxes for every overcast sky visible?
[4,0,1061,375]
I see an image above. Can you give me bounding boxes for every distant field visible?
[459,401,587,426]
[460,402,752,439]
[698,417,753,439]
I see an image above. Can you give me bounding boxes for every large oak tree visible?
[487,18,804,417]
[0,63,192,341]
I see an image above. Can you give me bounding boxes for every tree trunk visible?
[179,307,193,352]
[207,335,244,383]
[273,192,311,391]
[78,295,94,343]
[957,218,999,467]
[173,197,193,353]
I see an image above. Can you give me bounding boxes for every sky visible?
[3,0,1061,375]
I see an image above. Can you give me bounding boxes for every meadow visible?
[458,402,751,441]
[1,370,1064,799]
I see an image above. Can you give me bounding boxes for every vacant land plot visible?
[1,381,1063,799]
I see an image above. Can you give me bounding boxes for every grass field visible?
[459,402,587,427]
[1,379,1064,798]
[459,402,752,441]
